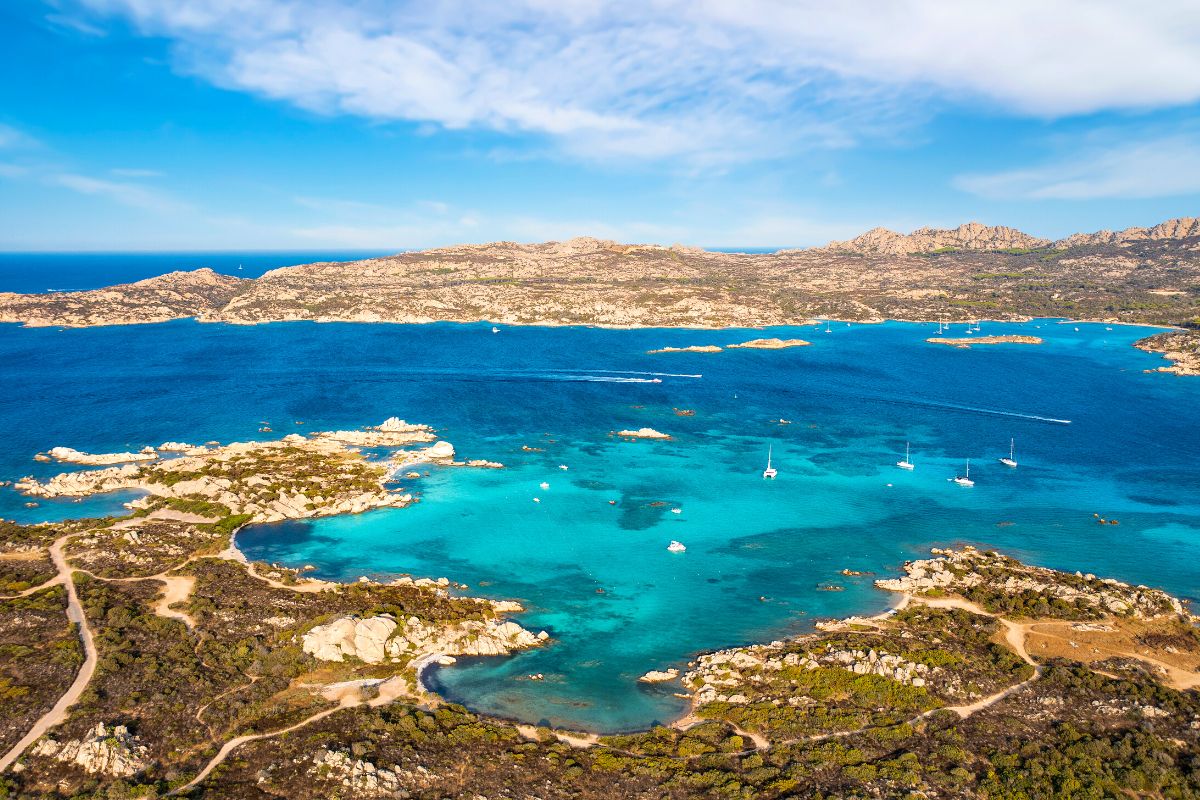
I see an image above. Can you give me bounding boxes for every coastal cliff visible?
[1,217,1198,329]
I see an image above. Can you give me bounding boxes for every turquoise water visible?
[2,318,1198,732]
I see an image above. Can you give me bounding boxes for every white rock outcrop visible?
[31,723,150,777]
[616,428,672,440]
[44,446,157,465]
[639,668,680,683]
[302,615,399,664]
[302,613,549,665]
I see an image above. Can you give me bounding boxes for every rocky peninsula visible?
[1135,329,1200,375]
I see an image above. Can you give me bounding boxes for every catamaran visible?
[999,438,1017,468]
[896,442,914,470]
[951,459,975,486]
[763,445,778,479]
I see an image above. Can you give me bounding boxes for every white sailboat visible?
[825,321,832,334]
[999,438,1017,468]
[896,442,914,471]
[951,459,974,487]
[763,445,778,479]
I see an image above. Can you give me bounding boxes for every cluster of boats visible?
[759,438,1019,487]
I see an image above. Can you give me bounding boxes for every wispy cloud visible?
[110,167,164,178]
[74,0,1200,164]
[50,172,188,210]
[955,133,1200,200]
[0,124,37,149]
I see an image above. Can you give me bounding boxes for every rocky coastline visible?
[1,217,1198,331]
[1135,329,1200,375]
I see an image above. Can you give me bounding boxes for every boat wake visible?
[886,396,1072,425]
[547,369,702,379]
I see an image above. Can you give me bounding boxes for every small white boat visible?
[951,459,974,487]
[558,464,569,471]
[492,326,500,333]
[999,438,1017,468]
[539,481,550,490]
[825,321,832,334]
[667,540,687,553]
[896,442,914,471]
[763,445,778,479]
[533,497,541,503]
[936,321,944,335]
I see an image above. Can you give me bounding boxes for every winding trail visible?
[172,699,353,795]
[0,537,98,774]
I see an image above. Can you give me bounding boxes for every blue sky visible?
[2,0,1199,251]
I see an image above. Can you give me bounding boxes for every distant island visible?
[928,335,1044,348]
[1,216,1196,373]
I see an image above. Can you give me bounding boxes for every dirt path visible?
[216,544,337,594]
[0,537,99,774]
[110,508,219,530]
[172,698,354,795]
[79,561,200,629]
[152,575,197,628]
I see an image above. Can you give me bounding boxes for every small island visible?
[647,338,810,355]
[646,345,724,354]
[726,338,811,349]
[615,427,672,440]
[928,334,1043,348]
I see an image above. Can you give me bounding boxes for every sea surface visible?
[0,251,389,293]
[1,312,1197,733]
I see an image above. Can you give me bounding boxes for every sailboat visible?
[999,438,1017,468]
[825,321,832,334]
[896,442,914,471]
[951,459,974,487]
[936,321,944,335]
[973,320,982,332]
[763,445,778,479]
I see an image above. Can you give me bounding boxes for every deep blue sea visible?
[0,251,389,293]
[0,262,1197,733]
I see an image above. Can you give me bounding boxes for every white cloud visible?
[50,172,188,210]
[955,134,1200,199]
[0,124,37,149]
[75,0,1200,163]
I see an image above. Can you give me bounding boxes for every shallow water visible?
[2,318,1198,732]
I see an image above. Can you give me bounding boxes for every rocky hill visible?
[0,268,246,328]
[815,222,1050,255]
[1054,216,1200,248]
[0,218,1198,329]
